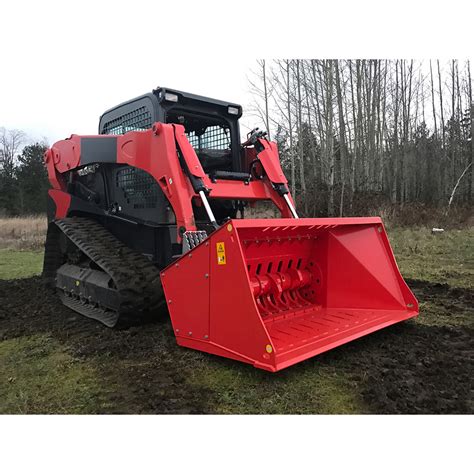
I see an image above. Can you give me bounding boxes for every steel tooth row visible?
[250,268,314,318]
[242,234,317,246]
[54,217,163,318]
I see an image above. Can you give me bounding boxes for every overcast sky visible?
[0,2,264,145]
[1,0,472,146]
[1,54,257,144]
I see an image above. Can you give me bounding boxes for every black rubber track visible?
[43,216,164,327]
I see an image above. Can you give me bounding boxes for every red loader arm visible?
[45,122,296,239]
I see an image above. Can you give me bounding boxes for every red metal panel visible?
[207,223,274,367]
[325,226,407,309]
[48,189,71,218]
[255,139,288,184]
[161,243,210,340]
[50,136,81,174]
[269,308,417,371]
[173,124,206,179]
[116,124,198,233]
[161,223,275,369]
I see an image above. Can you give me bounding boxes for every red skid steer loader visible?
[43,87,418,372]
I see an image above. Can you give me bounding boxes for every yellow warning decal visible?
[216,242,226,265]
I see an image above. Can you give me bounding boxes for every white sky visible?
[1,0,472,145]
[1,54,257,144]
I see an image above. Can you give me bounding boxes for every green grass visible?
[0,335,103,414]
[388,227,473,288]
[0,249,44,279]
[188,356,365,413]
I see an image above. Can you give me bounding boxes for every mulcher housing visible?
[161,218,418,371]
[43,86,419,372]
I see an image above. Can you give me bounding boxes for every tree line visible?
[0,127,49,216]
[2,60,473,219]
[248,60,473,217]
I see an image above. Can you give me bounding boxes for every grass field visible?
[0,249,43,279]
[0,216,47,251]
[389,227,473,289]
[0,224,472,414]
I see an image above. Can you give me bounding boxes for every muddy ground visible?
[0,276,472,414]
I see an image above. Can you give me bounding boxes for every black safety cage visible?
[99,87,242,171]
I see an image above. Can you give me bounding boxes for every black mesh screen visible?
[103,107,152,135]
[116,167,159,209]
[187,125,230,150]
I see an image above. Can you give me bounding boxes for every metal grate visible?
[187,125,230,150]
[116,167,159,209]
[103,107,152,135]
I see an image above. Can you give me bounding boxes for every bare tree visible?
[248,60,272,139]
[295,60,308,214]
[0,127,27,177]
[430,60,438,137]
[468,61,473,200]
[335,60,347,216]
[325,60,335,215]
[437,60,446,147]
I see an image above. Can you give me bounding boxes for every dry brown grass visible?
[245,201,280,219]
[0,216,47,250]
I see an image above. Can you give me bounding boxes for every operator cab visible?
[99,87,243,174]
[99,87,247,224]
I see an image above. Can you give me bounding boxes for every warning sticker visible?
[216,242,226,265]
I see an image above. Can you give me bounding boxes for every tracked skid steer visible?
[43,87,418,371]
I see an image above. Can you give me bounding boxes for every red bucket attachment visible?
[160,218,418,372]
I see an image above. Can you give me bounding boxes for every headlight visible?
[164,92,178,102]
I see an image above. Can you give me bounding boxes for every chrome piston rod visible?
[283,193,299,219]
[199,190,218,228]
